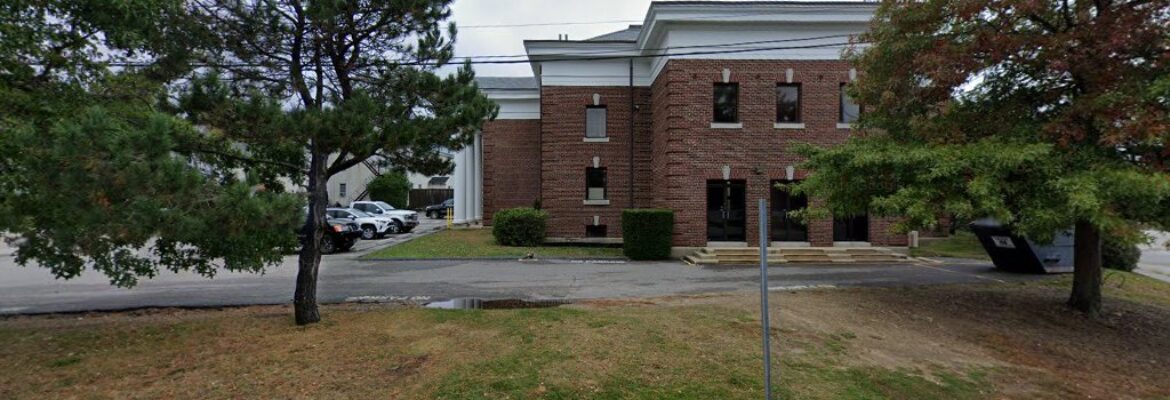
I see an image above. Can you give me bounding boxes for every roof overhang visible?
[522,39,640,80]
[636,1,877,50]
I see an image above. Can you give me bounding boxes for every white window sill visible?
[774,123,805,129]
[836,123,855,129]
[710,122,743,129]
[583,199,611,206]
[583,137,610,143]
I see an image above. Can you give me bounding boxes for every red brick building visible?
[469,1,907,252]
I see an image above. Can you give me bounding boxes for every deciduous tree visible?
[792,0,1170,316]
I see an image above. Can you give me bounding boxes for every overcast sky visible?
[449,0,655,77]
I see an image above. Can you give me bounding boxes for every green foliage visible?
[366,172,411,209]
[621,209,674,260]
[1102,234,1142,272]
[492,208,547,247]
[0,2,302,287]
[792,0,1170,242]
[0,0,497,316]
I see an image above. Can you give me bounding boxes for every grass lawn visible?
[911,231,991,260]
[3,272,1170,399]
[365,228,624,259]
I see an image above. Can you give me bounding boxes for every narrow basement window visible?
[586,106,607,138]
[586,167,607,200]
[713,83,739,123]
[586,225,608,238]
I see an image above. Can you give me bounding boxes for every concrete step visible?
[685,247,911,266]
[783,255,835,263]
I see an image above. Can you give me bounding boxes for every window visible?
[840,83,861,123]
[339,183,347,198]
[713,83,739,123]
[586,106,607,138]
[586,167,607,200]
[776,84,801,123]
[585,225,608,238]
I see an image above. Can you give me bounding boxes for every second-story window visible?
[586,106,607,138]
[713,83,739,123]
[840,83,861,123]
[776,84,801,123]
[586,167,607,200]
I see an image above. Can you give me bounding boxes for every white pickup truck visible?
[349,201,420,234]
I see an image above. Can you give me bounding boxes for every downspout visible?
[628,58,635,209]
[537,66,544,208]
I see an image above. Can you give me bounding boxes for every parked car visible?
[297,218,361,254]
[327,207,393,240]
[425,198,454,219]
[349,201,419,233]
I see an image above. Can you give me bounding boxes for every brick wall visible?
[539,86,652,239]
[482,119,540,225]
[651,59,906,247]
[484,59,908,247]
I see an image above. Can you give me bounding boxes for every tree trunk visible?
[1068,220,1102,317]
[294,147,329,325]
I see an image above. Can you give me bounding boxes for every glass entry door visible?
[707,180,746,242]
[770,181,808,242]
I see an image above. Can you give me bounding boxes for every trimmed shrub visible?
[492,207,547,247]
[366,172,411,209]
[622,209,674,260]
[1102,234,1141,272]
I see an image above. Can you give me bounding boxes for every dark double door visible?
[770,181,808,242]
[707,180,746,242]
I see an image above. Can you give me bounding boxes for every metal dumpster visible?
[969,218,1074,274]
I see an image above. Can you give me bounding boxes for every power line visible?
[457,33,857,59]
[85,41,859,69]
[451,41,859,65]
[27,33,864,70]
[457,7,877,30]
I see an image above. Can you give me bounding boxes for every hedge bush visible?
[1102,234,1141,272]
[621,209,674,260]
[492,207,547,247]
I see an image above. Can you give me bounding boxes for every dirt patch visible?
[590,284,1170,399]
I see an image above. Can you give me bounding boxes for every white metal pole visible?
[759,198,773,399]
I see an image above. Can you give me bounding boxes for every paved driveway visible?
[0,227,1053,315]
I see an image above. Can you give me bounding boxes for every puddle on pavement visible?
[424,298,569,310]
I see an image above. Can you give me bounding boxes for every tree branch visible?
[186,147,304,174]
[326,151,375,177]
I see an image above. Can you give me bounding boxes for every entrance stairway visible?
[682,247,910,265]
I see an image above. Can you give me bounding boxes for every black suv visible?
[424,198,454,219]
[298,218,362,254]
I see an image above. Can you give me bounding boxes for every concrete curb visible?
[359,256,630,263]
[350,225,447,257]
